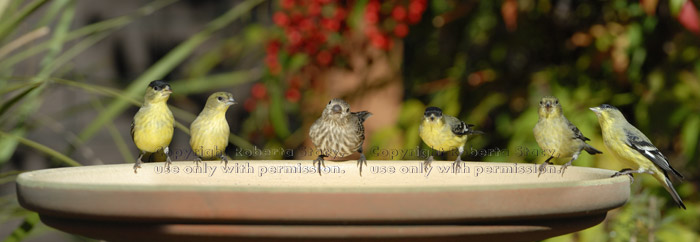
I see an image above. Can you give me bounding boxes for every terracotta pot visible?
[16,160,629,242]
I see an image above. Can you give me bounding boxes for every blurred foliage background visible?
[0,0,699,241]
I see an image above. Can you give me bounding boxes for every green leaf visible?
[0,130,80,167]
[0,0,176,71]
[348,0,368,30]
[431,0,452,15]
[0,83,39,118]
[268,82,291,138]
[2,212,40,242]
[681,115,700,159]
[38,0,73,71]
[91,99,133,164]
[0,128,25,166]
[286,53,309,73]
[169,70,261,96]
[0,170,23,185]
[0,0,51,43]
[670,0,685,16]
[0,0,11,20]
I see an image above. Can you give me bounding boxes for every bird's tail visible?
[143,150,168,162]
[353,111,372,123]
[659,174,686,209]
[466,124,484,135]
[583,144,602,155]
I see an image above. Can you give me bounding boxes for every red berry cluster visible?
[261,0,350,108]
[259,0,427,109]
[267,0,348,73]
[243,81,301,111]
[364,0,426,50]
[244,83,268,112]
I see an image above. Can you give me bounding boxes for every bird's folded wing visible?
[624,128,683,179]
[567,120,590,141]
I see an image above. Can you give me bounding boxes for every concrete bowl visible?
[16,160,629,241]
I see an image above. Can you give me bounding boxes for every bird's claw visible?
[220,154,228,168]
[134,154,144,174]
[357,154,367,176]
[164,157,172,171]
[194,157,202,167]
[423,156,434,172]
[313,156,326,176]
[611,168,635,183]
[538,162,550,177]
[611,168,632,177]
[452,157,462,173]
[560,161,572,177]
[133,163,141,174]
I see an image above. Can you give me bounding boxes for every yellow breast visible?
[133,104,174,153]
[602,129,644,170]
[533,118,580,158]
[419,121,467,151]
[190,114,230,159]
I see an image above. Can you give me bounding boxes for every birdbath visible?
[16,160,629,242]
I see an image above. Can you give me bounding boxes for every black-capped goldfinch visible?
[189,92,236,167]
[309,98,372,176]
[131,80,174,173]
[590,104,685,209]
[419,107,483,171]
[533,96,602,176]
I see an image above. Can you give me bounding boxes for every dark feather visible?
[424,107,443,117]
[148,80,170,89]
[451,121,483,136]
[568,121,590,141]
[130,121,135,140]
[583,145,603,155]
[624,129,683,179]
[352,111,372,123]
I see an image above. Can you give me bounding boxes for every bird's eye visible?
[328,101,332,105]
[539,101,543,105]
[217,96,223,101]
[153,86,160,91]
[555,100,559,104]
[346,108,349,112]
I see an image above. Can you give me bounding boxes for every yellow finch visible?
[131,80,174,173]
[189,92,236,167]
[309,98,372,176]
[590,104,685,209]
[533,96,602,176]
[419,107,483,171]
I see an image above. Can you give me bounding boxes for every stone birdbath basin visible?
[16,160,629,242]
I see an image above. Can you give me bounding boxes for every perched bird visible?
[533,96,602,176]
[419,107,483,171]
[131,80,174,173]
[309,98,372,176]
[190,92,236,167]
[590,104,685,209]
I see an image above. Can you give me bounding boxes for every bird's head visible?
[589,104,625,122]
[323,98,351,119]
[144,80,172,103]
[423,106,444,124]
[538,96,562,118]
[205,92,237,111]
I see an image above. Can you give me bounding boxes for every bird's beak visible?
[163,86,173,94]
[545,102,551,109]
[429,116,435,121]
[226,97,237,106]
[589,107,600,113]
[332,104,342,113]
